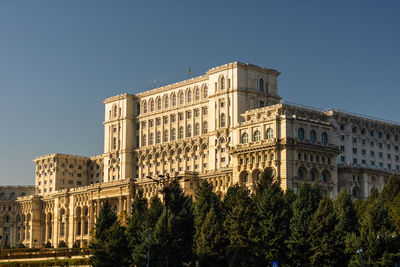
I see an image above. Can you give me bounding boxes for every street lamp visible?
[146,173,185,267]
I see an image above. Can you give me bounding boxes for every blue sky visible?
[1,1,399,185]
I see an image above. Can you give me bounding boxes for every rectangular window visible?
[370,141,374,146]
[379,152,383,158]
[194,109,200,117]
[370,151,375,156]
[220,101,225,108]
[259,101,265,108]
[396,155,399,161]
[340,146,345,152]
[149,120,153,127]
[202,107,208,115]
[387,154,391,159]
[387,144,391,150]
[156,118,161,126]
[353,148,357,154]
[353,158,358,164]
[341,156,345,162]
[186,111,192,119]
[361,149,366,155]
[362,159,366,164]
[178,113,183,121]
[340,135,345,141]
[171,114,176,122]
[163,116,168,124]
[379,143,383,148]
[379,162,383,167]
[370,161,375,166]
[388,164,392,170]
[352,138,357,143]
[361,139,366,145]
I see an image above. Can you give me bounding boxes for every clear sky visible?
[1,0,399,185]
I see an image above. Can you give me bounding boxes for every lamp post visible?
[146,173,185,267]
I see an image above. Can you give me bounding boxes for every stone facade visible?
[0,186,35,247]
[0,61,398,248]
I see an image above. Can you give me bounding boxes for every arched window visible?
[322,132,328,144]
[142,134,146,146]
[187,125,192,137]
[179,126,184,139]
[297,168,304,179]
[220,113,226,127]
[164,96,169,108]
[266,128,273,139]
[143,101,148,113]
[387,133,391,140]
[195,123,200,136]
[241,133,249,144]
[171,128,176,140]
[253,130,261,142]
[179,92,184,105]
[309,169,317,181]
[156,131,161,144]
[172,93,177,106]
[370,130,374,137]
[149,133,154,145]
[150,99,155,112]
[259,78,264,92]
[203,121,208,134]
[195,88,200,101]
[310,130,316,142]
[298,128,305,140]
[157,98,162,110]
[137,103,140,115]
[113,105,118,117]
[220,77,225,90]
[163,130,168,142]
[321,172,329,183]
[203,86,208,98]
[352,187,360,198]
[340,124,345,131]
[187,89,192,102]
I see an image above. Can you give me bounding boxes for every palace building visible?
[1,62,399,248]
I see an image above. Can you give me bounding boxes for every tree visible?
[333,188,358,266]
[196,208,226,266]
[93,200,117,241]
[58,241,68,248]
[223,185,262,266]
[381,174,400,205]
[44,241,52,248]
[126,189,148,266]
[91,222,130,267]
[348,200,399,265]
[309,197,341,266]
[151,181,195,267]
[194,180,224,263]
[254,168,289,265]
[287,183,321,266]
[90,200,127,267]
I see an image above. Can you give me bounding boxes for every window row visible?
[141,108,208,128]
[298,128,328,144]
[141,86,209,113]
[142,123,208,146]
[240,128,274,143]
[339,124,399,141]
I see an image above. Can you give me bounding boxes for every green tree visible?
[196,208,226,266]
[91,222,130,267]
[93,200,117,241]
[309,197,341,266]
[348,200,398,266]
[90,200,127,267]
[254,168,289,265]
[126,189,148,267]
[333,188,358,266]
[287,183,321,266]
[381,174,400,204]
[194,180,224,264]
[151,181,195,267]
[58,241,68,248]
[223,185,262,266]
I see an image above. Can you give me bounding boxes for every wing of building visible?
[1,62,398,248]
